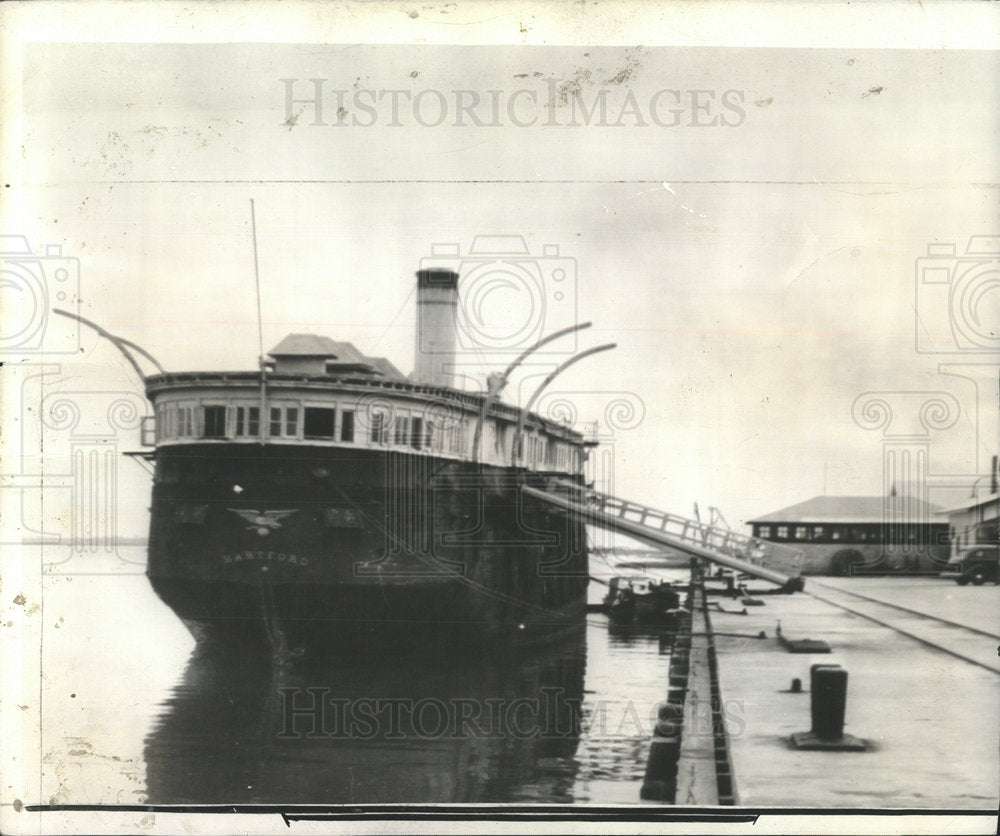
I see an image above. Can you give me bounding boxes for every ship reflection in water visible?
[144,628,594,804]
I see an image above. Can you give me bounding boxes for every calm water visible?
[35,546,686,806]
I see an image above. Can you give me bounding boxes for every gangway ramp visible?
[523,479,805,592]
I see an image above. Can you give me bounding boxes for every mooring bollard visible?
[790,663,866,751]
[811,664,847,740]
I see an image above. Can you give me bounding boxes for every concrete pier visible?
[706,576,999,808]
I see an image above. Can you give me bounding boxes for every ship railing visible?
[541,478,804,576]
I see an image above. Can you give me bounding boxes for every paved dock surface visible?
[709,575,999,809]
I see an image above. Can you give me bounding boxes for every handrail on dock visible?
[522,478,805,592]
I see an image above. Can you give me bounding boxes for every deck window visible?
[269,406,299,438]
[236,406,260,437]
[304,407,336,439]
[202,405,227,438]
[370,412,386,444]
[394,416,410,446]
[178,407,193,437]
[340,410,355,442]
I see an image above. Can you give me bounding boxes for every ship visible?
[133,268,601,656]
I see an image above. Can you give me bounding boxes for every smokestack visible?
[414,268,459,388]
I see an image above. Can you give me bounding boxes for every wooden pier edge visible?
[641,567,739,805]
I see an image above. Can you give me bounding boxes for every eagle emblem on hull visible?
[228,508,299,537]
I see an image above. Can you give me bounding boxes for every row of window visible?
[157,403,446,449]
[185,405,312,441]
[153,400,576,468]
[756,524,840,542]
[756,523,936,544]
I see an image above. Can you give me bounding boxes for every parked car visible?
[946,545,1000,586]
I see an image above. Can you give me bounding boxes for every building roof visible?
[268,334,367,364]
[748,495,946,525]
[939,492,1000,515]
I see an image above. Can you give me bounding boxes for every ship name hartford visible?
[221,551,308,566]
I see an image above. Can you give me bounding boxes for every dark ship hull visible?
[148,443,589,655]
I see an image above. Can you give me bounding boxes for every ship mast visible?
[250,199,267,445]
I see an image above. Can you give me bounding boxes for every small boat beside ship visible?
[601,576,682,626]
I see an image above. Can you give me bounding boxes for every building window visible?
[776,526,789,539]
[794,526,808,540]
[304,407,336,439]
[831,528,841,541]
[758,525,771,539]
[411,417,423,450]
[236,406,260,437]
[202,405,227,438]
[813,526,824,539]
[340,410,355,442]
[270,407,282,437]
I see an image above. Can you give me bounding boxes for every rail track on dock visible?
[805,580,1000,675]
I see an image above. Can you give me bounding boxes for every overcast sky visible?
[4,10,999,539]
